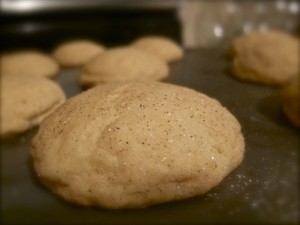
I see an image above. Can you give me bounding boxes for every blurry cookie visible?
[0,51,59,78]
[31,81,244,209]
[0,75,66,138]
[53,40,105,67]
[281,76,300,127]
[131,36,183,63]
[230,30,299,85]
[80,47,169,87]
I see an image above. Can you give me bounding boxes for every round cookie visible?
[31,81,245,209]
[53,40,105,67]
[281,76,300,127]
[230,30,299,85]
[80,47,169,87]
[131,36,183,63]
[0,75,66,138]
[0,51,60,78]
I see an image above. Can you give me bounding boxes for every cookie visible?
[281,76,300,127]
[131,36,183,63]
[52,40,105,67]
[31,81,245,209]
[0,51,60,78]
[230,30,299,85]
[80,47,169,87]
[0,75,66,138]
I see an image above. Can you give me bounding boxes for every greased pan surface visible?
[1,49,299,224]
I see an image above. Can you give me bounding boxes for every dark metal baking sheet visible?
[1,49,299,225]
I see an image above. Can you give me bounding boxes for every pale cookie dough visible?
[0,51,60,78]
[31,81,245,209]
[53,40,105,67]
[131,36,183,63]
[0,75,66,138]
[230,30,299,85]
[281,76,300,127]
[80,47,169,87]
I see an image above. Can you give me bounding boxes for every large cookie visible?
[0,75,66,138]
[230,30,299,85]
[0,51,60,78]
[131,36,184,63]
[31,81,245,209]
[281,76,300,127]
[52,40,105,67]
[80,47,169,87]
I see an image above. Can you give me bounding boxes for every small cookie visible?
[80,47,169,87]
[281,76,300,127]
[53,40,105,67]
[0,75,66,138]
[31,81,245,209]
[131,36,183,63]
[0,51,60,78]
[230,30,299,85]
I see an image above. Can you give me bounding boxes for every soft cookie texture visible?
[0,75,66,138]
[281,76,300,127]
[31,81,245,209]
[80,47,169,87]
[131,36,184,63]
[53,40,105,67]
[0,51,60,78]
[230,30,299,85]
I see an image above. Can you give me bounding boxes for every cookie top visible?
[281,76,300,127]
[31,81,244,209]
[0,51,60,78]
[230,30,299,85]
[80,47,169,87]
[131,36,183,63]
[52,40,105,67]
[0,75,66,138]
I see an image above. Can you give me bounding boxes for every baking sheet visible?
[1,49,299,224]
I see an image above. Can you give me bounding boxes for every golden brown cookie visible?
[281,76,300,127]
[52,40,105,67]
[31,81,245,209]
[80,47,169,87]
[230,30,299,85]
[0,51,60,78]
[131,36,183,63]
[0,75,66,138]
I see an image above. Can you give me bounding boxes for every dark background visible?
[0,6,182,51]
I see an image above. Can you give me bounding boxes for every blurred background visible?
[1,0,299,51]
